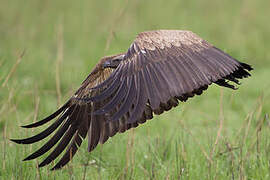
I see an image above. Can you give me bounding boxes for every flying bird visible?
[11,30,253,170]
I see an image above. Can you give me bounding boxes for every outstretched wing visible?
[91,30,253,124]
[10,61,116,170]
[11,30,253,170]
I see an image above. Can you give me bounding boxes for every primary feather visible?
[11,30,253,170]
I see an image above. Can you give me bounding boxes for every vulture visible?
[11,30,253,170]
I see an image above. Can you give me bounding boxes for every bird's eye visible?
[112,58,121,62]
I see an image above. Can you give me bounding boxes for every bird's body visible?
[11,30,253,170]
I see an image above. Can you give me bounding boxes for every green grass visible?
[1,0,270,179]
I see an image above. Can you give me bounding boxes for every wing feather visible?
[142,65,161,109]
[94,78,128,115]
[170,56,194,92]
[91,30,252,128]
[38,105,82,167]
[177,48,209,86]
[12,57,116,169]
[88,68,122,102]
[155,60,183,95]
[88,102,102,152]
[23,106,76,160]
[111,75,136,121]
[51,105,89,170]
[128,71,146,123]
[21,102,70,128]
[148,63,169,103]
[11,106,74,145]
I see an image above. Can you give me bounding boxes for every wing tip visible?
[11,138,40,145]
[23,152,40,161]
[9,138,23,144]
[50,167,58,171]
[240,62,253,71]
[21,124,37,128]
[9,138,35,145]
[50,164,63,171]
[215,79,238,90]
[23,156,32,161]
[38,161,48,168]
[21,101,71,129]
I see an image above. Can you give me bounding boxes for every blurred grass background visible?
[0,0,270,179]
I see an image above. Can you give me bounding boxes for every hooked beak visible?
[103,61,113,68]
[103,55,124,69]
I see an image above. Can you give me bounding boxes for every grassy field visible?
[1,0,270,179]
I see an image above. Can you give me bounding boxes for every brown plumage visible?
[11,30,253,170]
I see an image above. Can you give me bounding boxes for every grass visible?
[0,0,270,179]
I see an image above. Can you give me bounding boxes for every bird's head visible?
[102,54,125,69]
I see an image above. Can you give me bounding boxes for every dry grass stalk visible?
[235,112,253,141]
[0,59,4,81]
[255,94,263,122]
[211,88,224,157]
[151,162,156,179]
[2,122,7,171]
[225,141,235,180]
[82,161,89,180]
[255,96,264,162]
[124,129,135,179]
[0,87,15,121]
[67,148,74,178]
[178,120,213,164]
[208,89,224,179]
[55,21,63,107]
[0,59,4,68]
[245,114,265,157]
[2,50,25,88]
[237,95,263,146]
[31,95,40,153]
[175,139,187,179]
[138,164,150,178]
[35,160,41,180]
[33,96,40,123]
[241,96,265,162]
[105,30,116,53]
[104,0,130,52]
[237,96,263,179]
[239,146,245,180]
[217,146,239,157]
